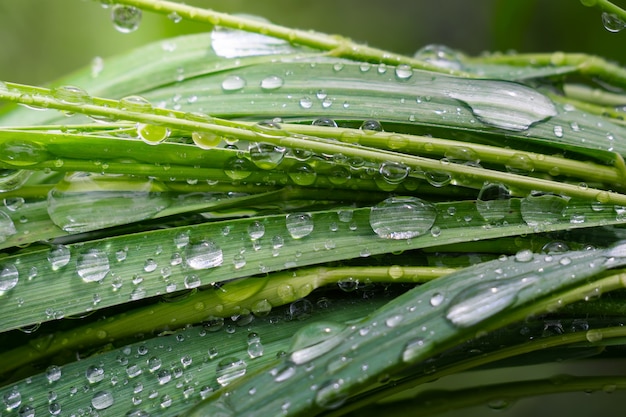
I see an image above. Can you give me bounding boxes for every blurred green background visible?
[0,0,624,86]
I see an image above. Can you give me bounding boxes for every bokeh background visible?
[0,0,624,86]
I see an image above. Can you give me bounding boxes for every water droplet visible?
[286,213,314,239]
[395,64,413,80]
[3,197,24,212]
[379,162,409,184]
[0,139,50,167]
[476,182,511,222]
[111,5,142,33]
[430,292,444,307]
[505,153,535,174]
[136,123,170,145]
[221,75,246,92]
[224,156,254,180]
[76,249,110,283]
[414,44,464,70]
[52,85,91,105]
[143,258,157,273]
[247,221,265,240]
[119,95,152,112]
[215,357,247,386]
[315,379,347,410]
[370,196,437,239]
[289,298,314,320]
[385,314,404,327]
[402,337,426,363]
[167,11,182,23]
[3,388,21,410]
[47,173,169,233]
[447,80,557,131]
[446,276,538,327]
[553,125,564,138]
[424,170,452,187]
[514,249,534,262]
[312,117,338,128]
[289,321,345,365]
[602,12,626,32]
[249,142,286,169]
[85,365,105,384]
[45,365,62,383]
[288,163,317,186]
[520,192,568,227]
[157,369,172,385]
[0,210,17,243]
[211,21,297,58]
[360,120,383,132]
[299,96,313,109]
[184,274,201,289]
[91,390,114,410]
[185,240,223,270]
[260,75,284,90]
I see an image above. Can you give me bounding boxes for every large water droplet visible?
[289,321,346,365]
[111,5,141,33]
[120,95,152,112]
[47,173,170,233]
[520,192,568,227]
[249,142,286,169]
[0,139,50,167]
[476,182,511,222]
[215,357,247,386]
[602,12,626,32]
[446,276,538,327]
[286,213,314,239]
[0,262,19,292]
[370,196,437,239]
[3,388,21,410]
[77,249,110,283]
[224,157,254,180]
[315,379,347,410]
[91,390,114,410]
[447,80,557,131]
[185,240,223,270]
[0,169,32,192]
[0,210,17,243]
[288,163,317,186]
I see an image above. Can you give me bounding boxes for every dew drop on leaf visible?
[119,95,152,112]
[286,213,314,239]
[221,75,246,92]
[289,321,345,365]
[185,240,223,270]
[0,210,17,243]
[91,390,114,410]
[520,192,569,227]
[476,182,511,222]
[215,357,247,386]
[602,12,626,32]
[111,5,142,33]
[76,249,110,283]
[370,196,437,239]
[260,75,284,90]
[379,162,409,184]
[249,142,286,169]
[445,276,538,328]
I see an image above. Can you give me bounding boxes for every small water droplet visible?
[260,75,284,90]
[46,245,70,271]
[553,125,564,138]
[91,391,114,410]
[289,321,345,364]
[76,249,110,283]
[370,196,437,239]
[3,197,24,212]
[0,210,16,243]
[430,292,444,307]
[414,44,464,70]
[360,120,383,132]
[111,5,142,33]
[249,142,286,169]
[514,249,534,263]
[224,156,254,180]
[505,153,535,174]
[137,123,170,145]
[0,262,18,293]
[185,240,223,270]
[446,276,538,327]
[45,365,62,383]
[85,365,105,384]
[3,388,21,410]
[299,96,313,109]
[221,75,246,92]
[312,117,338,128]
[602,12,626,32]
[119,95,152,112]
[247,221,265,240]
[315,379,347,410]
[286,213,314,239]
[476,182,511,222]
[167,11,182,23]
[192,131,221,149]
[288,163,317,186]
